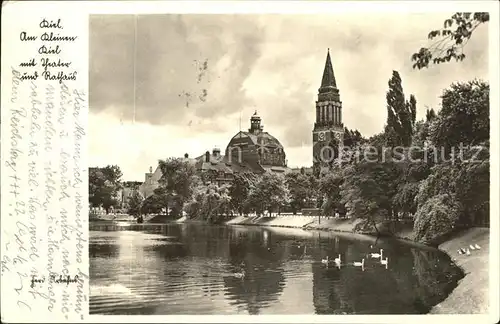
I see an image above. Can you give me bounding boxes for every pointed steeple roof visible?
[319,49,337,92]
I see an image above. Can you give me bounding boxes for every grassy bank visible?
[221,215,489,314]
[430,228,489,314]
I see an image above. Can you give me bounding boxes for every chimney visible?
[212,147,221,157]
[205,151,210,162]
[149,166,153,173]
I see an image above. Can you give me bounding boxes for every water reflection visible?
[89,223,464,315]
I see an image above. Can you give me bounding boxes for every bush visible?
[413,194,461,245]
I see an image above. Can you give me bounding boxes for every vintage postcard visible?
[1,1,499,323]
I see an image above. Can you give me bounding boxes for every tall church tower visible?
[312,49,344,176]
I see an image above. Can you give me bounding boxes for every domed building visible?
[225,111,289,173]
[188,112,290,186]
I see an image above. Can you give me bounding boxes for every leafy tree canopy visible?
[411,12,489,69]
[89,165,123,213]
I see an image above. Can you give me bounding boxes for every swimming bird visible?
[353,259,365,267]
[469,244,476,250]
[334,254,341,265]
[474,244,481,250]
[457,249,463,255]
[466,248,471,256]
[321,256,330,264]
[380,257,389,266]
[369,249,383,259]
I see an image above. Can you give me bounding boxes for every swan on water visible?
[380,257,389,265]
[321,256,330,264]
[469,244,476,250]
[334,254,341,265]
[369,249,383,259]
[474,244,481,250]
[466,248,471,256]
[353,259,364,267]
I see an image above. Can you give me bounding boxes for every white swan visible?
[380,257,389,269]
[353,259,364,267]
[474,244,481,250]
[469,244,476,250]
[369,249,383,259]
[321,256,330,264]
[334,254,341,265]
[466,248,471,256]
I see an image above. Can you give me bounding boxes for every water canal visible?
[89,222,463,315]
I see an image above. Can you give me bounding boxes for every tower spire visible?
[319,49,337,91]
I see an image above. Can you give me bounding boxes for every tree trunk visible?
[371,218,380,236]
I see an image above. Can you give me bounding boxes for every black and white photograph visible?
[88,9,492,316]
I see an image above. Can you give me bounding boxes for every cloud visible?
[89,13,489,181]
[90,14,266,130]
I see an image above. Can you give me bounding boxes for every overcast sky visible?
[89,13,488,182]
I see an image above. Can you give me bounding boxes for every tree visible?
[184,184,206,219]
[247,172,289,215]
[343,127,365,147]
[413,194,461,245]
[429,80,489,154]
[88,165,123,214]
[413,134,489,237]
[411,12,489,69]
[425,108,437,122]
[157,157,198,217]
[285,173,311,214]
[184,182,231,223]
[141,193,164,215]
[454,143,489,226]
[318,172,343,216]
[340,163,391,235]
[229,172,258,215]
[384,71,417,147]
[413,80,490,231]
[392,121,437,220]
[127,190,144,217]
[204,183,232,223]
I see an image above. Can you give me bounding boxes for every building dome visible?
[225,112,287,171]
